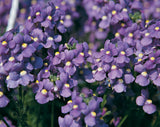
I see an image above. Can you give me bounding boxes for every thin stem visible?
[117,115,128,127]
[18,86,24,127]
[51,101,54,127]
[6,0,19,31]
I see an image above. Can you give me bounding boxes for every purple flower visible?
[135,71,150,86]
[35,79,54,104]
[113,79,126,93]
[83,97,103,126]
[0,91,9,108]
[136,89,156,114]
[55,72,77,98]
[58,115,80,127]
[108,64,123,80]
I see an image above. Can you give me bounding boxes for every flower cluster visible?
[1,0,160,127]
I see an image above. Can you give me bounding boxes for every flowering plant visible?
[0,0,160,127]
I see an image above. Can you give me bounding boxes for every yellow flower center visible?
[120,51,125,55]
[80,70,83,74]
[145,33,150,37]
[121,23,125,27]
[20,8,26,13]
[92,5,98,10]
[36,12,40,16]
[96,59,100,62]
[92,21,96,26]
[0,62,3,66]
[36,80,39,84]
[155,26,159,31]
[60,20,64,24]
[41,89,47,95]
[44,62,48,66]
[20,70,27,76]
[102,16,107,20]
[9,56,15,62]
[66,61,71,66]
[92,70,96,74]
[22,43,27,48]
[67,100,72,104]
[141,71,147,76]
[98,28,103,32]
[33,37,38,42]
[91,111,96,117]
[146,99,152,104]
[73,105,78,109]
[115,32,120,37]
[122,8,128,12]
[80,52,84,56]
[128,33,133,37]
[112,10,117,15]
[45,69,48,73]
[61,1,66,5]
[145,20,149,24]
[65,83,70,88]
[0,91,3,97]
[48,37,53,41]
[138,58,142,62]
[156,8,160,12]
[118,79,124,83]
[6,75,10,80]
[126,68,131,73]
[2,41,7,45]
[66,15,71,20]
[97,67,103,71]
[55,6,59,9]
[55,52,60,56]
[111,65,117,70]
[28,16,31,20]
[88,50,92,55]
[47,15,52,20]
[31,57,35,61]
[138,53,143,58]
[106,51,110,54]
[150,57,155,61]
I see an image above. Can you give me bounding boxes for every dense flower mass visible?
[1,0,160,127]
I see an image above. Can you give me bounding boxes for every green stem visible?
[18,86,24,127]
[51,101,54,127]
[117,115,128,127]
